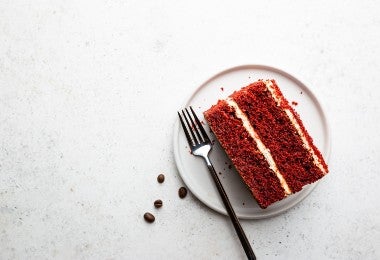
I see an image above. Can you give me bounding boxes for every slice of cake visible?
[204,80,328,208]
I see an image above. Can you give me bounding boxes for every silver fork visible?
[178,106,256,260]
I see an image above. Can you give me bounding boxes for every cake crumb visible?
[292,101,298,106]
[300,91,303,95]
[220,87,224,91]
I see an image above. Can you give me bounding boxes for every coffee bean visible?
[144,212,155,223]
[154,199,163,208]
[178,187,187,198]
[157,174,165,183]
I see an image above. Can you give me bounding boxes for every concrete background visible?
[1,0,379,259]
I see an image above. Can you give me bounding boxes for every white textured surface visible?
[0,0,379,259]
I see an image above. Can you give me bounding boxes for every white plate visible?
[173,65,330,219]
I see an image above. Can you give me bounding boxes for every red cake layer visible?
[204,80,329,208]
[231,81,326,192]
[204,100,286,208]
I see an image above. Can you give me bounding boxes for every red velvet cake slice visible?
[204,80,328,209]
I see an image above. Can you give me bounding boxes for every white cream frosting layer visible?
[264,80,327,175]
[225,98,292,195]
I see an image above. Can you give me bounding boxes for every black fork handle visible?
[204,156,256,260]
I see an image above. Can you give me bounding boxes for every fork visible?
[178,106,256,260]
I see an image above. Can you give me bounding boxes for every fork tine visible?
[190,106,210,142]
[185,108,203,143]
[178,111,194,147]
[182,110,199,145]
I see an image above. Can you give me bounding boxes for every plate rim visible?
[173,64,331,219]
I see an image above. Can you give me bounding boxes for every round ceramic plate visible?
[173,65,330,219]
